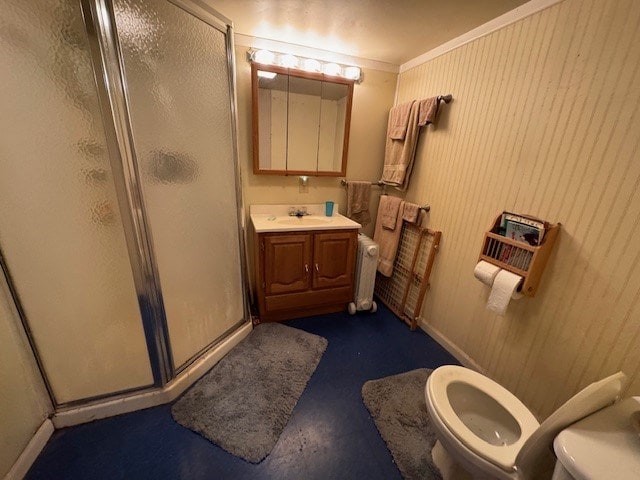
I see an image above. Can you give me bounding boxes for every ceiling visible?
[208,0,530,66]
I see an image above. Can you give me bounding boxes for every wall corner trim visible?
[51,322,253,429]
[5,419,54,480]
[399,0,565,73]
[417,317,485,373]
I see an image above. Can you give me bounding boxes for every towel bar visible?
[340,180,430,212]
[340,179,384,187]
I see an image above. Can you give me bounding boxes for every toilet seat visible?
[427,366,539,472]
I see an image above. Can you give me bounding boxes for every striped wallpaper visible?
[397,0,640,418]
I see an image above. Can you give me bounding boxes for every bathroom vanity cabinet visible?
[254,229,357,321]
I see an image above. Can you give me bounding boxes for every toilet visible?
[425,366,627,480]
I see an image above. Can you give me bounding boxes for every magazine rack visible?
[479,213,560,297]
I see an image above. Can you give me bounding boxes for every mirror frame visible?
[251,62,354,176]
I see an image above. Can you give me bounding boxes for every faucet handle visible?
[300,206,308,215]
[288,206,296,216]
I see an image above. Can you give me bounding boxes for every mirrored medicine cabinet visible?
[251,63,354,176]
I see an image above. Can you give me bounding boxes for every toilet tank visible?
[552,396,640,480]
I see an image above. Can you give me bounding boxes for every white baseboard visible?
[52,322,252,428]
[5,419,54,480]
[417,317,485,374]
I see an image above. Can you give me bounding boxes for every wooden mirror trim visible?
[251,62,354,176]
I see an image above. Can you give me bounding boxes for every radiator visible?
[348,234,379,314]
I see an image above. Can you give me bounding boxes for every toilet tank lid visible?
[553,396,640,480]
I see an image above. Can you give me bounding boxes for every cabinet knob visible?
[305,264,309,273]
[315,263,319,272]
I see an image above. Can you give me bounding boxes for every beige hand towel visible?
[381,97,440,191]
[402,202,420,223]
[379,195,402,230]
[374,199,405,277]
[417,97,439,126]
[346,181,371,226]
[381,101,421,190]
[387,101,415,140]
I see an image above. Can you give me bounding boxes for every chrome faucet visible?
[288,206,309,217]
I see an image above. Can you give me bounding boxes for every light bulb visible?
[278,53,299,69]
[253,49,275,65]
[322,62,341,76]
[344,66,361,81]
[302,58,321,72]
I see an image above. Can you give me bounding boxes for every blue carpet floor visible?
[26,304,458,480]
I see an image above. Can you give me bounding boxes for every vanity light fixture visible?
[248,49,362,83]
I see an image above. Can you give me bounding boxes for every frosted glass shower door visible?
[0,0,153,403]
[113,0,246,369]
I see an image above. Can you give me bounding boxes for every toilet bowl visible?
[425,366,627,480]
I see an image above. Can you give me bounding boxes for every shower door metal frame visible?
[0,0,163,409]
[0,0,248,410]
[77,0,250,393]
[81,0,175,391]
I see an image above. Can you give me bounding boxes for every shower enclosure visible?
[0,0,248,407]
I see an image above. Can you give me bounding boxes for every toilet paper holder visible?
[478,213,560,297]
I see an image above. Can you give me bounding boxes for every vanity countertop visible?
[250,204,361,233]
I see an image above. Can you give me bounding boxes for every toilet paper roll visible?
[474,260,501,287]
[487,270,523,315]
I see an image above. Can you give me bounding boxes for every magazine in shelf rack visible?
[479,213,560,297]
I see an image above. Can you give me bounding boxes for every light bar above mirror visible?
[248,49,363,83]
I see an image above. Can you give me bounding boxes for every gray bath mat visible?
[172,322,327,463]
[362,368,442,480]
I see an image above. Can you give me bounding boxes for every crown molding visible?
[400,0,565,73]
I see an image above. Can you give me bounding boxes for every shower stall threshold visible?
[51,322,252,428]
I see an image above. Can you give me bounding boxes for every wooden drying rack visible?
[375,223,441,330]
[479,213,560,297]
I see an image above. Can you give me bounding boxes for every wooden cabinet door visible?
[263,233,312,295]
[313,231,356,289]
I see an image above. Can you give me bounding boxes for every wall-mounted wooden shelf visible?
[479,213,560,297]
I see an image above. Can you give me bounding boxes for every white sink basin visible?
[276,215,334,226]
[250,204,361,233]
